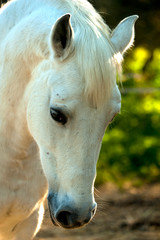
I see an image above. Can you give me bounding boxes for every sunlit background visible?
[89,0,160,187]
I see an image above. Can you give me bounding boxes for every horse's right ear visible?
[50,14,73,59]
[111,15,139,55]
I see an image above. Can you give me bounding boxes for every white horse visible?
[0,0,138,239]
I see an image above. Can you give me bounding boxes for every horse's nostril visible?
[55,206,96,228]
[91,204,97,217]
[56,210,73,226]
[84,216,90,224]
[92,208,96,216]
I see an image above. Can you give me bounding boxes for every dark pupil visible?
[50,108,67,125]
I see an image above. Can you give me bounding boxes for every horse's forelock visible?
[65,0,122,107]
[74,32,121,107]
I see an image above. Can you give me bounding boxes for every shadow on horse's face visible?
[26,59,121,229]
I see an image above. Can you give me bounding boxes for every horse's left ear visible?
[111,15,139,55]
[51,14,73,59]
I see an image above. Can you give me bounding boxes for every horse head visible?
[26,13,138,229]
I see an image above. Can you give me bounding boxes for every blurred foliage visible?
[96,47,160,186]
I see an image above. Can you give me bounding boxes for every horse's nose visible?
[55,204,97,228]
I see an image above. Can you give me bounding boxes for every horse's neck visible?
[0,0,30,42]
[0,0,64,162]
[0,60,39,169]
[0,70,35,164]
[0,0,63,42]
[0,1,40,163]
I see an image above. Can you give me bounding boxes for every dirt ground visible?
[35,183,160,240]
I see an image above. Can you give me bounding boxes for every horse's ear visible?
[51,14,73,59]
[111,15,139,55]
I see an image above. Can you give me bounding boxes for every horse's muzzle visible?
[47,193,97,229]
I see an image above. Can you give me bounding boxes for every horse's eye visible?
[50,108,67,125]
